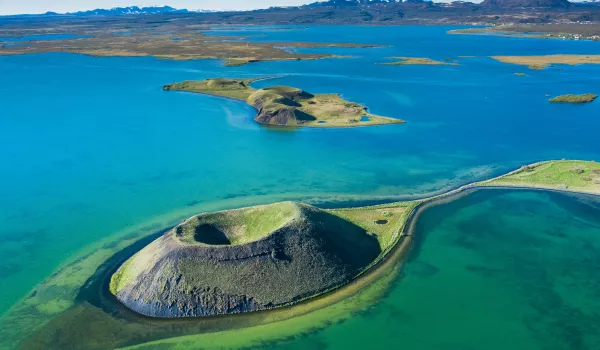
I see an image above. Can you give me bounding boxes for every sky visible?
[0,0,312,15]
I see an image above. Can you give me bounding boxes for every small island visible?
[109,159,600,319]
[490,54,600,70]
[163,78,404,127]
[549,93,598,104]
[380,56,459,66]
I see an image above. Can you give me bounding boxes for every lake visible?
[1,25,600,349]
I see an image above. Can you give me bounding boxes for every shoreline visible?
[118,183,599,349]
[99,160,600,321]
[4,159,600,349]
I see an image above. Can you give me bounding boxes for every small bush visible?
[572,168,585,174]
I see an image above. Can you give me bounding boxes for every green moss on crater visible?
[176,202,300,246]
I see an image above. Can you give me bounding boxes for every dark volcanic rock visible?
[255,107,317,126]
[248,87,318,126]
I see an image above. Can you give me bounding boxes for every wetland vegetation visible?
[0,19,379,66]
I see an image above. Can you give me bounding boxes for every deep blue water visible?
[1,25,600,319]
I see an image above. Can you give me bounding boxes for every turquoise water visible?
[1,25,600,345]
[273,189,600,350]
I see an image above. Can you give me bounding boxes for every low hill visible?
[110,202,382,317]
[481,0,571,8]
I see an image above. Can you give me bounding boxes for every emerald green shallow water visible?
[269,189,600,350]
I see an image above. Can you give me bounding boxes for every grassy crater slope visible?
[110,202,391,318]
[163,78,404,128]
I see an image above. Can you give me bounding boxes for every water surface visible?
[1,25,600,347]
[271,189,600,350]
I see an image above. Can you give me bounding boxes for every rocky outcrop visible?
[110,202,381,318]
[248,87,317,126]
[254,107,317,126]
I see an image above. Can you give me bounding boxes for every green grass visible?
[162,79,257,101]
[327,202,415,251]
[549,93,598,104]
[177,202,299,246]
[483,160,600,192]
[109,258,134,294]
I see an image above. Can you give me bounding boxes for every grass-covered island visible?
[163,78,404,127]
[380,56,459,66]
[549,93,598,104]
[109,202,411,317]
[109,160,600,319]
[490,54,600,70]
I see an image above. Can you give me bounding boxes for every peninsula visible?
[449,24,600,42]
[490,55,600,70]
[0,18,379,66]
[110,159,600,319]
[163,78,404,127]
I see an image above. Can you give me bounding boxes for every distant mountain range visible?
[21,0,600,18]
[42,6,195,17]
[3,0,599,20]
[480,0,571,7]
[313,0,574,7]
